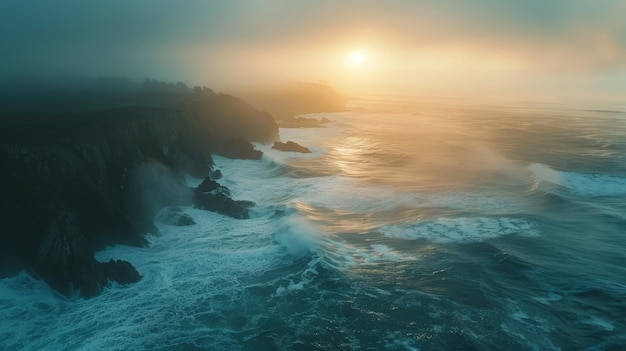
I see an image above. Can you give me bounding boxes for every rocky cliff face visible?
[0,88,277,297]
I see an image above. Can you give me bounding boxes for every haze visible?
[2,0,625,100]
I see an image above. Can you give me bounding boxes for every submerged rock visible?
[272,141,312,153]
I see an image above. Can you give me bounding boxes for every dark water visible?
[1,96,625,350]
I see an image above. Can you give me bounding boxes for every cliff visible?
[0,82,277,297]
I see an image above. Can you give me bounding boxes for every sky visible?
[1,0,625,99]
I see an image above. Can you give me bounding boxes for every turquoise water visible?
[1,97,625,350]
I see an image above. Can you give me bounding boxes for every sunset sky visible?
[2,0,625,99]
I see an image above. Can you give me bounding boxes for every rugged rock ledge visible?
[0,82,277,297]
[272,141,312,153]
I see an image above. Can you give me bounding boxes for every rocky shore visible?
[0,82,279,297]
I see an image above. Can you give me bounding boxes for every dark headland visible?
[0,77,344,298]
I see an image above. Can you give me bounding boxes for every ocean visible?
[1,96,625,350]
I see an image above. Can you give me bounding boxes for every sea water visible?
[1,96,626,350]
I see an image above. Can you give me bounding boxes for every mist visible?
[126,160,193,228]
[1,1,625,100]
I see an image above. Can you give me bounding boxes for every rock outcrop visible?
[272,141,312,153]
[217,138,263,160]
[192,176,252,219]
[0,81,277,297]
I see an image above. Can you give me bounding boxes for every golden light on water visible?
[331,135,371,178]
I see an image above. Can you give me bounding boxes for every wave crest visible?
[379,217,538,243]
[529,163,626,197]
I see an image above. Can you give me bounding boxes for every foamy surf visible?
[379,217,538,243]
[530,163,626,197]
[3,98,626,350]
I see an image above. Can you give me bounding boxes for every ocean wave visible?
[275,213,325,257]
[379,217,539,243]
[529,163,626,197]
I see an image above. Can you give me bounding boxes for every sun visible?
[348,50,368,65]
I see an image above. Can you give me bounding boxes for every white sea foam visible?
[0,205,304,351]
[424,191,532,214]
[274,257,321,296]
[379,217,538,243]
[368,244,415,263]
[275,214,323,257]
[216,139,533,223]
[224,159,525,219]
[324,241,419,269]
[3,104,624,350]
[561,171,626,197]
[213,154,412,215]
[529,164,563,186]
[530,163,626,197]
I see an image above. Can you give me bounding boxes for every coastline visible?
[0,78,342,298]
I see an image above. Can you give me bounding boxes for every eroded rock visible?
[272,141,312,153]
